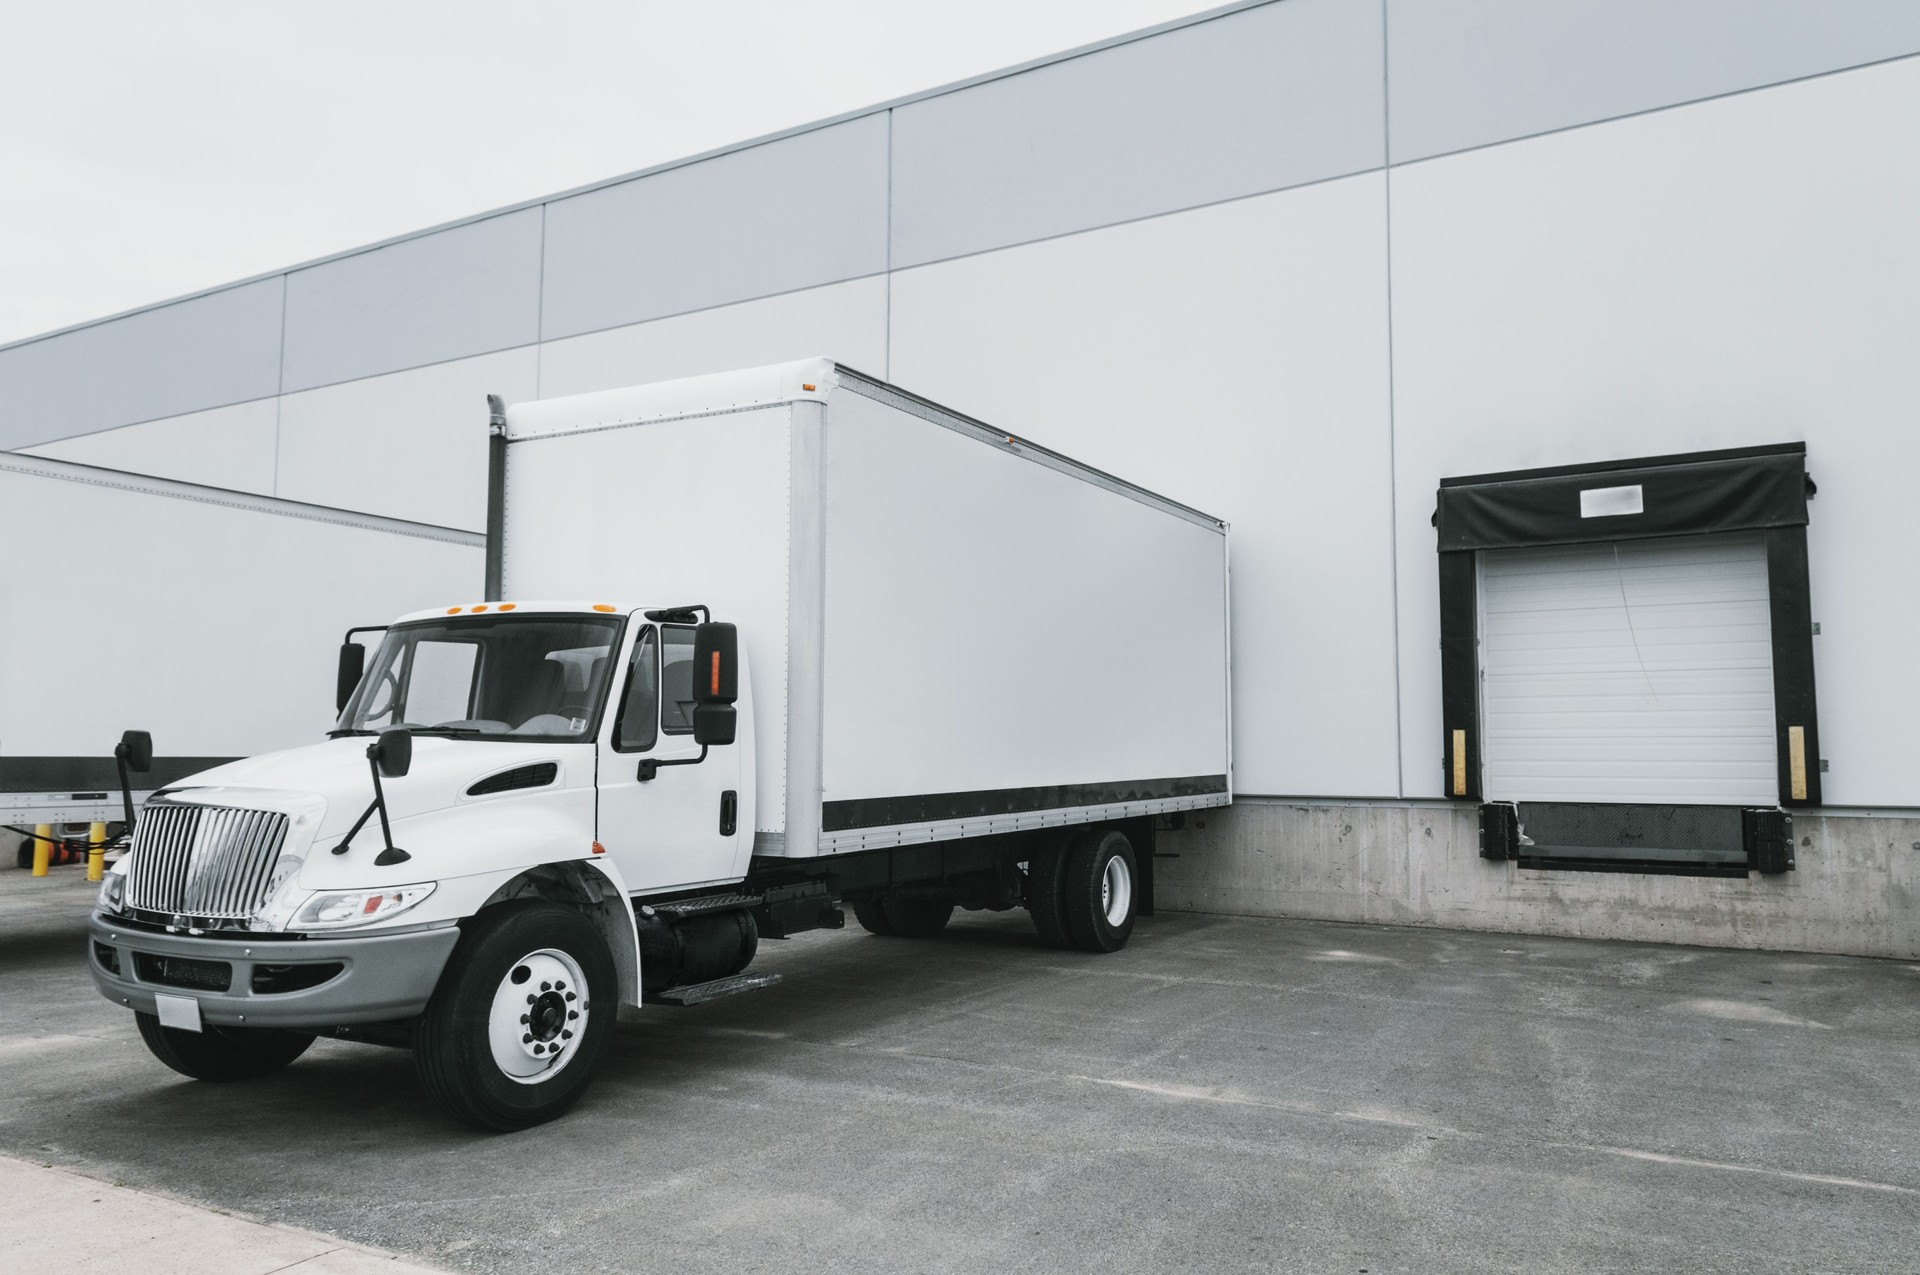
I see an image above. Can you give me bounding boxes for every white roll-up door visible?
[1478,532,1777,805]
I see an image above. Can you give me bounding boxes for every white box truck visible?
[0,452,482,854]
[87,359,1232,1129]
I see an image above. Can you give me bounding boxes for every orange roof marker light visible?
[445,606,462,615]
[592,604,617,613]
[471,605,489,613]
[498,603,517,612]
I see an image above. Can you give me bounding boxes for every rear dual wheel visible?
[1028,826,1138,953]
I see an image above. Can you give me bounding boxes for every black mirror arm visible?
[331,798,380,855]
[112,748,138,836]
[362,753,411,866]
[636,746,708,782]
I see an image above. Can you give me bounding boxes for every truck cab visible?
[91,601,756,1129]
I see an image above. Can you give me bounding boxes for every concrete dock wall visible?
[1156,802,1920,960]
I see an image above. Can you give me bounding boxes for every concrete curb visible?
[0,1154,445,1273]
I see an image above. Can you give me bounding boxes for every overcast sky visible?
[0,1,1215,347]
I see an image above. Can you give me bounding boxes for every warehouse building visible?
[5,0,1918,957]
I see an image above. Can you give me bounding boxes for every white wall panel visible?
[277,348,538,532]
[0,279,284,449]
[1388,0,1920,163]
[20,399,279,495]
[890,0,1384,268]
[890,172,1398,798]
[281,210,542,393]
[1390,58,1920,804]
[537,277,889,400]
[541,117,889,341]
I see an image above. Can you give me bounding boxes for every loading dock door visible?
[1478,532,1777,806]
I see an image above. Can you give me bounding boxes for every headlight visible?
[97,870,126,914]
[249,853,308,931]
[293,883,436,930]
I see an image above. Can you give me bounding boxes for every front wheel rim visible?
[1101,853,1133,927]
[487,947,589,1085]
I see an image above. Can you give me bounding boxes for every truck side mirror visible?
[336,642,367,712]
[692,623,738,704]
[370,727,412,779]
[691,622,739,747]
[115,730,153,774]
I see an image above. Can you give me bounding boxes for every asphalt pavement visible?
[3,861,1917,1273]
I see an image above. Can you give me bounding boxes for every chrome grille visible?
[124,804,290,922]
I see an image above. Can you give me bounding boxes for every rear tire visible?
[881,898,954,937]
[1061,827,1138,953]
[134,1013,313,1082]
[854,897,953,937]
[1026,833,1074,949]
[413,902,616,1131]
[852,898,896,936]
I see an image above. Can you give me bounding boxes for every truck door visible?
[598,622,743,893]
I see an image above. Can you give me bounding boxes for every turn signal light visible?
[801,383,816,391]
[591,841,606,855]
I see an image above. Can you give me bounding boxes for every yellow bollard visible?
[87,821,107,882]
[31,824,53,876]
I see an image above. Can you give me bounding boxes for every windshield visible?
[338,613,625,741]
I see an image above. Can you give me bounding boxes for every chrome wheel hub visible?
[488,947,588,1085]
[1101,853,1133,927]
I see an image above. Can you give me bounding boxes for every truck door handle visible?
[719,790,737,837]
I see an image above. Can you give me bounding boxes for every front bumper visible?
[88,913,461,1029]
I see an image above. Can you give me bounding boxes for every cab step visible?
[652,971,784,1007]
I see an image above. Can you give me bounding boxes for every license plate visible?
[154,992,203,1033]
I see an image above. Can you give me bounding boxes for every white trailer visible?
[86,360,1231,1129]
[0,452,483,834]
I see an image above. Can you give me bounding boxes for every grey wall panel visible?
[890,0,1384,269]
[540,116,889,341]
[1388,0,1920,163]
[280,209,542,392]
[0,279,283,449]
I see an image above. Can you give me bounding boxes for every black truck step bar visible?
[652,971,784,1007]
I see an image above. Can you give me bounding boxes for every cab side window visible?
[613,627,659,752]
[660,626,697,735]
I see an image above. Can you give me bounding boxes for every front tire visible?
[413,902,617,1131]
[134,1013,313,1082]
[1061,828,1139,953]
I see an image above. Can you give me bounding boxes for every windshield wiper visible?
[327,728,375,739]
[401,724,484,735]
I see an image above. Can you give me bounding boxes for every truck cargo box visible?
[495,358,1231,858]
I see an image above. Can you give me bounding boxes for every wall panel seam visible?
[1380,0,1404,800]
[892,161,1387,277]
[1389,47,1920,170]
